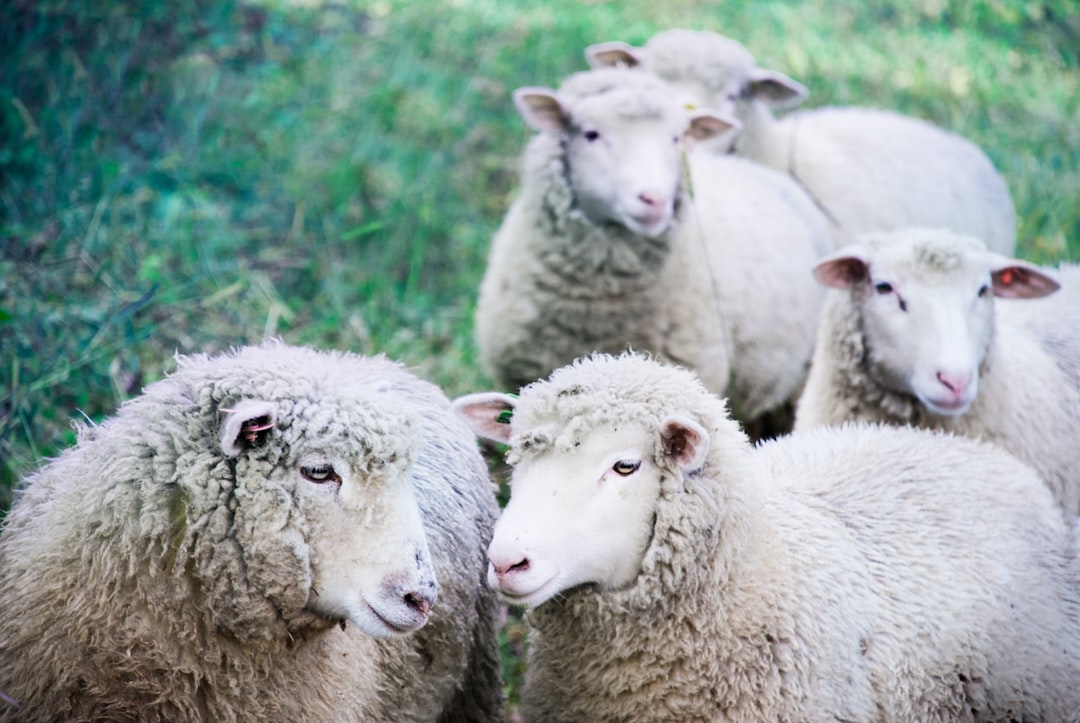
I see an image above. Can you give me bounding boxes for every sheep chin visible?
[346,598,431,639]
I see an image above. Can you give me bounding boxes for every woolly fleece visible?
[489,353,1080,722]
[0,343,502,722]
[795,228,1080,514]
[475,67,831,429]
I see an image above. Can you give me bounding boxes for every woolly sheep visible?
[475,66,832,434]
[0,343,502,722]
[586,29,1017,254]
[454,353,1080,722]
[794,226,1080,514]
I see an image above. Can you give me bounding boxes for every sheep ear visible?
[988,256,1061,299]
[813,248,870,289]
[452,392,518,444]
[220,400,277,458]
[747,68,808,109]
[513,87,569,133]
[584,41,643,69]
[660,415,710,471]
[684,110,742,148]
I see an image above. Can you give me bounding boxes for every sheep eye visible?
[977,284,990,298]
[612,459,641,476]
[583,129,601,142]
[301,464,339,483]
[874,282,893,294]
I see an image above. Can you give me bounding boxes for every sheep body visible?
[476,67,831,429]
[587,29,1016,254]
[795,227,1080,513]
[0,344,502,722]
[456,353,1080,722]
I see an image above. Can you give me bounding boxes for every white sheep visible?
[795,226,1080,514]
[454,353,1080,722]
[0,343,502,722]
[586,29,1017,254]
[475,66,832,435]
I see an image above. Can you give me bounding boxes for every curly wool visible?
[0,343,502,722]
[508,353,1080,722]
[476,74,691,393]
[795,233,1080,514]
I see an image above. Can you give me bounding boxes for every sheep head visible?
[455,388,709,608]
[812,228,1060,416]
[585,30,808,120]
[171,347,439,641]
[514,68,740,239]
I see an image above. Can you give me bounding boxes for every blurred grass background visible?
[1,0,1078,711]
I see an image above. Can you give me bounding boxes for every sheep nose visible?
[638,191,666,208]
[400,580,437,618]
[936,370,971,394]
[491,556,530,580]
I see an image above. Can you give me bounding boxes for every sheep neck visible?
[733,101,789,171]
[522,452,766,718]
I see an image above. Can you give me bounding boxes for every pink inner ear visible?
[992,265,1061,299]
[813,256,868,289]
[513,88,567,133]
[585,41,642,69]
[220,399,277,458]
[660,416,709,471]
[452,393,517,444]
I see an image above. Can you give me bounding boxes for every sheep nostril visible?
[403,590,434,618]
[639,192,662,208]
[494,557,529,578]
[936,371,970,394]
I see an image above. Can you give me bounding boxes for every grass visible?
[2,0,1079,713]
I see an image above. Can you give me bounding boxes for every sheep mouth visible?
[494,575,561,609]
[625,212,672,239]
[358,600,430,637]
[921,394,974,417]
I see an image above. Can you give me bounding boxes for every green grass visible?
[2,0,1079,713]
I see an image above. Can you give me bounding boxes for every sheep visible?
[474,66,833,437]
[0,343,503,722]
[794,226,1080,515]
[454,352,1080,722]
[586,29,1017,255]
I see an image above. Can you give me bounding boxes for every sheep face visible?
[455,388,711,608]
[514,75,737,239]
[487,423,664,607]
[813,230,1060,416]
[222,398,437,639]
[298,451,436,638]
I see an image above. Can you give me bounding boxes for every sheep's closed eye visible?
[583,129,601,142]
[301,464,341,484]
[612,459,641,476]
[978,284,990,298]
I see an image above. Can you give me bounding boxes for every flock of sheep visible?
[1,27,1079,723]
